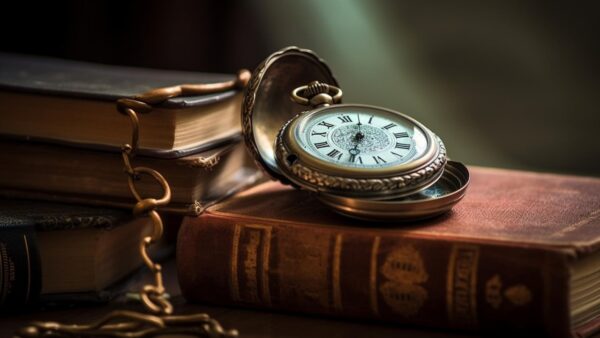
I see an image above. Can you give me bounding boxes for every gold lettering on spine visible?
[230,224,242,302]
[258,226,272,306]
[243,230,261,303]
[446,244,480,327]
[231,224,272,305]
[332,234,343,312]
[369,236,381,316]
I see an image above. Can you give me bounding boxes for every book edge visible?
[202,209,597,257]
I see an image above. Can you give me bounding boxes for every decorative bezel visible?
[317,161,469,221]
[275,104,447,199]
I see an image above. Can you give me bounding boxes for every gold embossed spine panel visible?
[177,214,571,337]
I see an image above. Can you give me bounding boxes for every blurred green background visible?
[1,1,598,176]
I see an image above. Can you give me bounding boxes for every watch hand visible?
[354,113,364,142]
[354,132,364,142]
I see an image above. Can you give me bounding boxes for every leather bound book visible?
[0,52,242,156]
[0,139,262,215]
[0,199,156,310]
[177,166,600,337]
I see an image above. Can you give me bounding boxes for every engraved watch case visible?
[275,103,447,199]
[242,46,469,221]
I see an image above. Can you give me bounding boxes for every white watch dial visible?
[295,106,429,168]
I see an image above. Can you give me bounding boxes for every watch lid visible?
[317,161,469,222]
[242,46,339,182]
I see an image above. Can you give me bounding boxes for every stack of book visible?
[0,53,261,309]
[177,169,600,337]
[2,52,599,338]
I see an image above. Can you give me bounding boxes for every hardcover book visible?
[0,52,242,156]
[177,166,600,338]
[0,139,262,215]
[0,199,157,310]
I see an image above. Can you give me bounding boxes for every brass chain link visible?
[16,70,251,338]
[117,69,250,315]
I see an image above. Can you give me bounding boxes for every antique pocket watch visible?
[242,46,469,221]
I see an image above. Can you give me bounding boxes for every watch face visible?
[294,105,430,169]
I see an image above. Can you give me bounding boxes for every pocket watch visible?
[242,46,468,221]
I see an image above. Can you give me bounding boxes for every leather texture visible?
[0,52,237,108]
[177,166,600,337]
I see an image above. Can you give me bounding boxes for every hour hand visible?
[354,113,364,141]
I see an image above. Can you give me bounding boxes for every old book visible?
[0,52,242,156]
[177,167,600,338]
[0,139,262,215]
[0,199,157,310]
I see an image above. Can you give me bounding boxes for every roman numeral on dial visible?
[314,141,330,149]
[382,123,396,130]
[337,115,352,123]
[327,149,342,160]
[394,132,409,138]
[318,121,335,129]
[373,156,386,164]
[395,143,410,149]
[311,131,327,137]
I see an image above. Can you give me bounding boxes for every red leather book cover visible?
[177,166,600,337]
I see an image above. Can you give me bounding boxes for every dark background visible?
[1,0,598,176]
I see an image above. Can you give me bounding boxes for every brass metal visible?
[241,46,339,183]
[243,46,468,221]
[133,69,251,105]
[317,161,470,221]
[14,311,238,338]
[15,71,249,338]
[290,81,343,107]
[276,104,447,199]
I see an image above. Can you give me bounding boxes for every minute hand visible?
[355,113,364,141]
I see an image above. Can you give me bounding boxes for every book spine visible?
[0,223,41,310]
[177,213,571,337]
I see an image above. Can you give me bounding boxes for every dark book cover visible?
[0,52,244,157]
[0,52,237,108]
[0,199,131,310]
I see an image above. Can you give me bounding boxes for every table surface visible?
[1,258,476,338]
